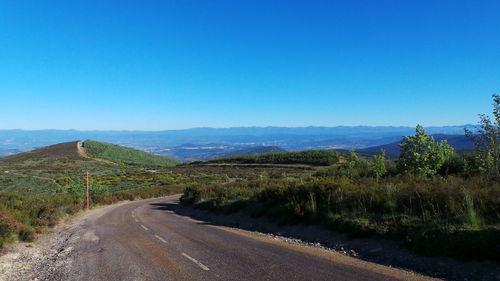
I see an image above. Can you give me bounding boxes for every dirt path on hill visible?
[76,141,116,165]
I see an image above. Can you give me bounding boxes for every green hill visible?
[0,140,180,195]
[208,150,341,166]
[0,141,185,247]
[0,140,180,170]
[83,140,180,168]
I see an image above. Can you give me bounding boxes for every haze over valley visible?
[0,125,476,161]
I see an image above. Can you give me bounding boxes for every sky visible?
[0,0,499,130]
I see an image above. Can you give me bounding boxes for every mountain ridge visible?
[359,134,474,157]
[0,126,478,160]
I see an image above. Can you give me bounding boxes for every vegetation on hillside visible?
[208,150,341,166]
[218,146,286,157]
[0,141,85,170]
[83,140,180,168]
[0,185,184,247]
[0,166,228,247]
[182,94,500,261]
[182,175,499,261]
[0,140,214,247]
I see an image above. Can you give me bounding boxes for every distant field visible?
[168,163,314,179]
[207,150,342,166]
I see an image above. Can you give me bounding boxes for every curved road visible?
[63,195,435,281]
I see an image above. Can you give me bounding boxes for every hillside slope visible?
[0,141,113,194]
[0,141,87,170]
[0,140,180,195]
[83,140,180,168]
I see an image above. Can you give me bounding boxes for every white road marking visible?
[140,225,149,231]
[134,218,139,223]
[154,235,167,243]
[182,253,210,271]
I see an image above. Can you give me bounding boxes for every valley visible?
[0,126,477,161]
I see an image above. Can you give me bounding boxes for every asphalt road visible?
[64,195,434,281]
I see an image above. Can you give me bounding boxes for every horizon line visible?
[0,124,478,132]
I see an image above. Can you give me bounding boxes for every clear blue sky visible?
[1,0,499,130]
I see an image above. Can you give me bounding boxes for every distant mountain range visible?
[359,134,474,157]
[0,126,477,161]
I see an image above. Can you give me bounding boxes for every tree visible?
[398,125,454,176]
[371,150,387,178]
[345,150,370,178]
[465,94,500,178]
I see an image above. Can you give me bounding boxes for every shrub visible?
[315,151,381,179]
[181,175,500,261]
[0,212,18,247]
[18,227,35,242]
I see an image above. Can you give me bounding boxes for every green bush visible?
[315,150,380,178]
[18,227,35,242]
[0,212,18,247]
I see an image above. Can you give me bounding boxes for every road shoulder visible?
[0,200,136,281]
[169,202,500,281]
